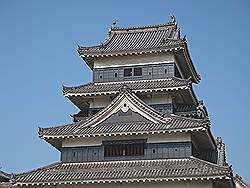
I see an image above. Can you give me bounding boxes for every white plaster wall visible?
[89,93,173,109]
[94,53,175,68]
[62,132,191,147]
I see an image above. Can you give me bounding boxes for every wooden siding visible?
[61,141,192,162]
[192,144,218,164]
[93,63,176,83]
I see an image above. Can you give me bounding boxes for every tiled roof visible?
[77,20,200,83]
[216,137,226,166]
[79,87,167,127]
[41,87,208,139]
[234,174,249,188]
[15,157,232,186]
[0,171,10,182]
[78,22,182,56]
[39,115,209,139]
[63,77,191,96]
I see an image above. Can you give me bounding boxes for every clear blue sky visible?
[0,0,249,183]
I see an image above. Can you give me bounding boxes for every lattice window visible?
[104,140,145,157]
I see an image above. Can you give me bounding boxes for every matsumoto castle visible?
[0,16,248,188]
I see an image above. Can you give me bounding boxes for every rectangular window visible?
[104,140,145,157]
[134,67,142,76]
[124,68,132,77]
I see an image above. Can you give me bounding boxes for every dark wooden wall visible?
[61,141,192,162]
[93,63,175,83]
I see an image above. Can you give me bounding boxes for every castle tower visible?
[13,17,241,188]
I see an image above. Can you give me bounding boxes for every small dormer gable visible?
[76,87,167,130]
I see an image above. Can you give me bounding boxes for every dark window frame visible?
[103,139,145,158]
[134,67,142,76]
[124,68,133,77]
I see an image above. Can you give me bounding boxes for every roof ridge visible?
[63,82,93,90]
[111,22,176,32]
[190,156,231,171]
[39,121,80,131]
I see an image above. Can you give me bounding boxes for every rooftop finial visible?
[183,35,187,42]
[111,19,118,28]
[170,12,176,24]
[38,127,43,136]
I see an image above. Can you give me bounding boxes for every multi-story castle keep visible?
[1,17,248,188]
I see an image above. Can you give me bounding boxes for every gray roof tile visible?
[39,115,209,138]
[15,157,232,185]
[78,22,182,56]
[63,77,191,96]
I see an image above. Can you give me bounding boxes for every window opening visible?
[124,68,132,77]
[134,68,142,76]
[104,140,145,157]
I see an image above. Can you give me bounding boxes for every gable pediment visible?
[77,88,167,130]
[102,109,151,125]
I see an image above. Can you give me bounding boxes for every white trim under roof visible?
[93,53,175,68]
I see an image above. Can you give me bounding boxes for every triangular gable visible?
[77,87,167,130]
[101,109,152,125]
